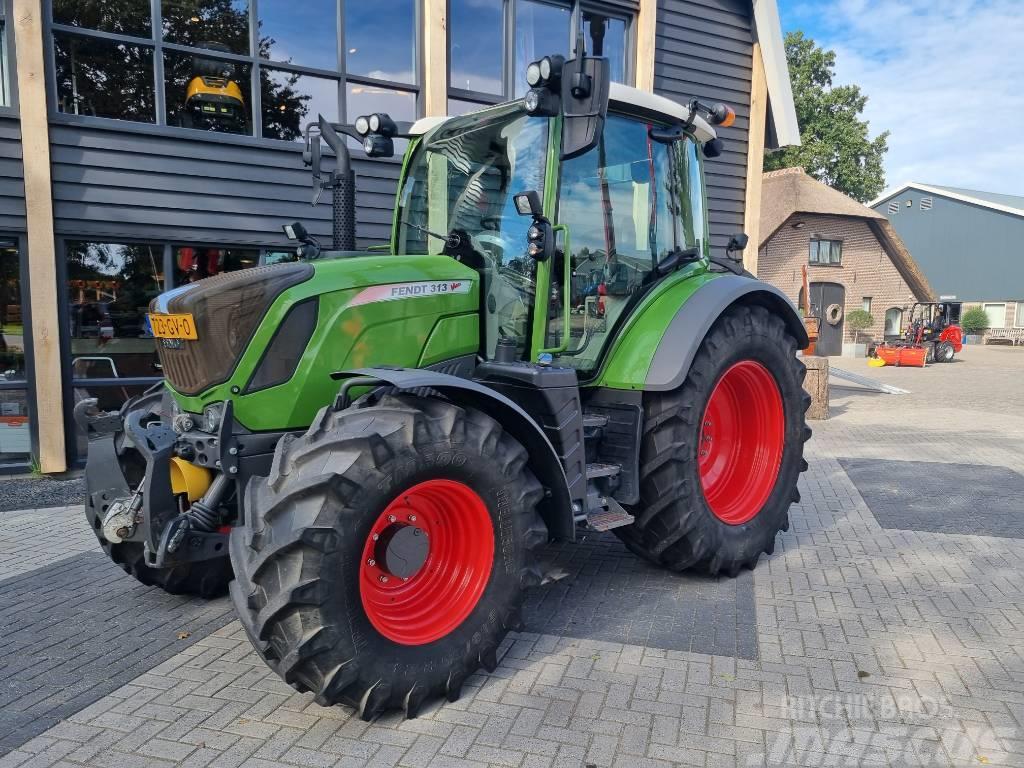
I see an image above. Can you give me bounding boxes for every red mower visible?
[873,302,963,366]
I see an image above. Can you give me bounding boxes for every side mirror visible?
[726,232,749,256]
[513,191,553,262]
[560,56,611,160]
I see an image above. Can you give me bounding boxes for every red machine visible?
[873,302,963,366]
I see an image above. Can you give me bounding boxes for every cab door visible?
[545,113,705,375]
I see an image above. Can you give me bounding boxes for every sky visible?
[775,0,1024,197]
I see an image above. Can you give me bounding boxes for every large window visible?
[50,1,421,140]
[396,105,549,358]
[0,240,29,469]
[449,0,633,110]
[63,240,264,462]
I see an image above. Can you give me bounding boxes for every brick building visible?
[758,168,934,356]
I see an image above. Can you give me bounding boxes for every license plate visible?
[149,313,198,340]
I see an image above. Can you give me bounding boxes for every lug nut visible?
[379,575,389,583]
[371,533,379,541]
[367,558,375,566]
[387,514,396,523]
[408,514,417,522]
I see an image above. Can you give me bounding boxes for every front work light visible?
[354,115,371,136]
[202,402,224,434]
[282,221,308,241]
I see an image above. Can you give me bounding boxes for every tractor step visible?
[585,496,635,532]
[582,413,609,429]
[586,461,620,479]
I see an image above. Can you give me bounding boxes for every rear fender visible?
[645,274,808,391]
[596,272,807,391]
[332,367,574,541]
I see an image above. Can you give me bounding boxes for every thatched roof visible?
[760,167,935,301]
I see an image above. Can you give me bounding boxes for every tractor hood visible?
[153,254,480,431]
[152,262,315,396]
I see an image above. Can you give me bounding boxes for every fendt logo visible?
[349,280,473,307]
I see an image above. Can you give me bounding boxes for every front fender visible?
[596,272,808,391]
[332,367,575,541]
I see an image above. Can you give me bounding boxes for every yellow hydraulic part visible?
[186,75,244,106]
[867,357,886,368]
[169,457,213,502]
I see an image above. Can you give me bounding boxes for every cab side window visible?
[552,114,682,372]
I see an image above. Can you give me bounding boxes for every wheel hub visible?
[359,479,494,645]
[370,523,429,580]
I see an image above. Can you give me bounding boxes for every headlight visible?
[202,402,223,433]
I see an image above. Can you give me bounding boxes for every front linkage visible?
[74,390,282,594]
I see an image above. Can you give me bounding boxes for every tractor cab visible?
[393,83,721,373]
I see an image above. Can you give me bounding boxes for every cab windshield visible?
[396,105,550,357]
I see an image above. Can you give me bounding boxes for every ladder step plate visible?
[586,462,620,479]
[586,507,635,532]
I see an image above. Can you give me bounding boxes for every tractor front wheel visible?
[936,341,955,362]
[615,304,810,576]
[229,395,546,719]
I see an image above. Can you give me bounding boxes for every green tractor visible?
[77,50,809,719]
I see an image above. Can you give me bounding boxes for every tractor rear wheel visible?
[936,341,955,362]
[85,391,234,598]
[229,394,546,719]
[614,304,810,576]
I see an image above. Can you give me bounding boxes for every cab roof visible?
[409,82,717,144]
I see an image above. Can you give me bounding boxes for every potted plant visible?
[961,307,989,345]
[843,309,873,357]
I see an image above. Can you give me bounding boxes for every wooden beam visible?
[422,0,447,116]
[635,0,657,91]
[14,0,66,473]
[743,41,768,275]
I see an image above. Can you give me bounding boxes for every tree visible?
[961,307,990,335]
[764,31,889,202]
[845,309,874,345]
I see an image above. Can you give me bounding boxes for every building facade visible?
[870,183,1024,338]
[758,168,933,356]
[1,0,797,473]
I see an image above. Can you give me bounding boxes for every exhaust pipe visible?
[305,115,357,250]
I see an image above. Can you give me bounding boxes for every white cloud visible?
[800,0,1024,195]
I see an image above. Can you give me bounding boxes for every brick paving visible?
[1,345,1022,767]
[839,459,1024,538]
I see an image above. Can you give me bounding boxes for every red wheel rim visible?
[359,479,494,645]
[698,360,785,525]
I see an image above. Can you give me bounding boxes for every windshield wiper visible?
[406,222,462,249]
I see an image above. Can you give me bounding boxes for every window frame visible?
[446,0,635,109]
[809,238,842,266]
[43,0,423,142]
[1015,302,1024,329]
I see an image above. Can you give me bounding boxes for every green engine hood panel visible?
[167,254,480,432]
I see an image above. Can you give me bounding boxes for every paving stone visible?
[0,553,234,753]
[839,458,1024,538]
